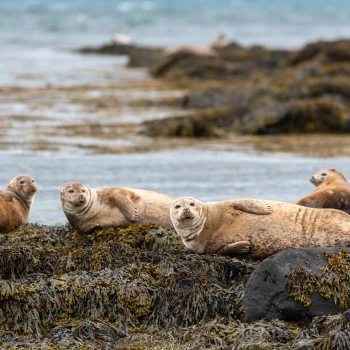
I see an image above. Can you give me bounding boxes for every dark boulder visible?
[244,247,350,323]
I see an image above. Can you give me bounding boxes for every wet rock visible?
[244,247,350,323]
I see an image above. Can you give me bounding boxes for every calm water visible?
[1,150,350,225]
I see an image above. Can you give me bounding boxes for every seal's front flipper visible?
[113,189,139,222]
[217,241,250,255]
[0,191,13,202]
[232,199,272,215]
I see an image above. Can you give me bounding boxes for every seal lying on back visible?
[297,168,350,213]
[170,196,350,259]
[0,175,37,233]
[60,182,175,233]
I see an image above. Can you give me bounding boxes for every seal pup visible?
[0,175,37,233]
[60,182,175,233]
[170,196,350,259]
[297,168,350,213]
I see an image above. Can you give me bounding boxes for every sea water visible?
[1,150,349,225]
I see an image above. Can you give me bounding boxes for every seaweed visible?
[288,250,350,308]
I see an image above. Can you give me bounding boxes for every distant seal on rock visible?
[210,34,229,49]
[60,182,175,233]
[164,45,217,60]
[170,196,350,258]
[0,175,37,233]
[112,33,132,46]
[297,168,350,213]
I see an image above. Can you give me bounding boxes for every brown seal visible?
[60,182,175,233]
[0,175,38,233]
[297,168,350,213]
[170,196,350,259]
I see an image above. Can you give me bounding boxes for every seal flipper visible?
[113,189,139,222]
[0,191,13,202]
[232,199,272,215]
[217,241,250,255]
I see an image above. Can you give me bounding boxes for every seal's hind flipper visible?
[0,191,13,202]
[232,199,272,215]
[113,189,139,222]
[217,241,250,255]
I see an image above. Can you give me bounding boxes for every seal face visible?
[170,197,207,242]
[170,196,350,258]
[297,168,350,213]
[309,168,345,186]
[60,182,175,233]
[0,175,37,233]
[60,182,91,213]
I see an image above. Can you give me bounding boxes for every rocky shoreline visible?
[0,224,349,349]
[78,39,350,140]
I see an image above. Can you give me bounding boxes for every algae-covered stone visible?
[239,99,346,134]
[244,247,350,323]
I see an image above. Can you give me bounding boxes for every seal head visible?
[7,175,37,203]
[310,168,346,186]
[170,196,207,241]
[60,182,91,214]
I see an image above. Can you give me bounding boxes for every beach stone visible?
[244,247,350,323]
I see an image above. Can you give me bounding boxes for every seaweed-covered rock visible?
[244,247,350,323]
[75,42,165,68]
[286,39,350,66]
[239,99,346,134]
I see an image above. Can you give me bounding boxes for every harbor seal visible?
[60,182,175,233]
[164,45,217,60]
[0,175,37,233]
[170,196,350,259]
[297,168,350,213]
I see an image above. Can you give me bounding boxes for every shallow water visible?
[1,149,349,225]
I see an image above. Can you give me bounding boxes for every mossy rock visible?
[245,247,350,323]
[286,39,350,66]
[239,98,346,134]
[141,108,241,138]
[151,56,242,81]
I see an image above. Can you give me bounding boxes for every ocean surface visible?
[1,150,350,225]
[2,0,350,50]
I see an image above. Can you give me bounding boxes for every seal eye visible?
[20,180,25,184]
[69,190,74,193]
[190,202,195,207]
[82,190,85,193]
[175,205,181,209]
[321,173,327,176]
[32,179,35,183]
